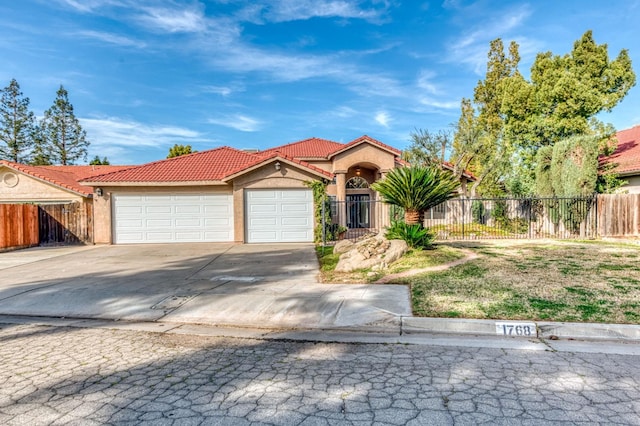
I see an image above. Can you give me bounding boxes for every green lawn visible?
[317,240,640,324]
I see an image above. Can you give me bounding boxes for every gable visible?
[0,166,84,203]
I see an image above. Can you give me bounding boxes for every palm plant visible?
[371,166,460,225]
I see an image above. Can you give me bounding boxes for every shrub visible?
[471,200,486,224]
[385,221,436,250]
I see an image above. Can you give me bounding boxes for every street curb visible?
[402,317,640,341]
[1,314,640,343]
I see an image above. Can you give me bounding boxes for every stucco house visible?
[2,135,473,245]
[81,135,409,244]
[604,125,640,193]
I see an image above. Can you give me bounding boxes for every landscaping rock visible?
[333,239,355,254]
[334,235,408,273]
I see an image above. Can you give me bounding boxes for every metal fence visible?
[323,196,598,244]
[424,196,597,240]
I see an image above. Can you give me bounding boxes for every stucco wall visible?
[92,185,233,244]
[621,175,640,194]
[331,144,396,172]
[0,168,84,203]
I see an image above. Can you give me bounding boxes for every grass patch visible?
[408,240,640,324]
[316,244,467,284]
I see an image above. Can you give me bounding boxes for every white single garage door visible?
[245,189,314,243]
[112,193,234,244]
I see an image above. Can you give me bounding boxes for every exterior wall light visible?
[275,161,281,171]
[356,167,361,176]
[96,188,103,196]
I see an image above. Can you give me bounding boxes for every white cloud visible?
[55,0,123,13]
[82,116,207,151]
[261,0,387,23]
[136,4,208,33]
[419,97,460,110]
[416,70,443,95]
[332,106,358,118]
[446,4,532,74]
[236,0,389,24]
[207,114,262,132]
[375,111,391,127]
[75,30,146,48]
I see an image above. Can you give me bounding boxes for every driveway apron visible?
[0,244,410,331]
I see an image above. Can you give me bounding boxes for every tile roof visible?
[81,135,405,184]
[329,135,401,157]
[82,147,260,183]
[0,160,130,196]
[223,151,333,180]
[605,125,640,175]
[259,137,344,158]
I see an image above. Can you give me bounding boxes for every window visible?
[346,176,369,188]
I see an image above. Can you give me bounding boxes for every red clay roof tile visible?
[258,137,344,158]
[0,160,130,196]
[605,125,640,175]
[82,146,260,183]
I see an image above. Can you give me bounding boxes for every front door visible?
[347,194,370,228]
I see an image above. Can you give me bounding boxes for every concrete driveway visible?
[0,243,410,331]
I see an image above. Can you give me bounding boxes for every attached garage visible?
[245,189,314,243]
[112,193,233,244]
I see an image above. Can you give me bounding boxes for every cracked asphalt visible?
[1,323,639,425]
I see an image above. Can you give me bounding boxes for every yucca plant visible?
[371,166,460,225]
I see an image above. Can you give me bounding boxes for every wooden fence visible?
[39,203,93,245]
[597,194,640,238]
[0,204,39,251]
[1,202,93,251]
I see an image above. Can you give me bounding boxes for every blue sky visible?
[1,0,640,165]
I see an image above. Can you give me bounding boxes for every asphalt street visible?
[1,322,639,425]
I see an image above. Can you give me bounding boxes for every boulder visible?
[333,239,355,254]
[334,235,408,273]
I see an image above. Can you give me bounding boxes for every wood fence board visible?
[0,204,39,250]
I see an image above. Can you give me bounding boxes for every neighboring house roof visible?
[605,125,640,176]
[82,146,332,184]
[0,160,130,196]
[442,161,476,181]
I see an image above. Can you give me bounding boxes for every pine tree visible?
[0,79,37,163]
[40,86,89,165]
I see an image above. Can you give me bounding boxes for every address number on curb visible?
[495,322,537,337]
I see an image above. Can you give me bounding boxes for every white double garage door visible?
[112,189,313,244]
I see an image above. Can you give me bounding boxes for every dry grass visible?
[316,245,467,284]
[406,240,640,324]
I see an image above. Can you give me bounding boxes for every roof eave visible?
[328,139,400,159]
[80,180,229,187]
[222,157,332,182]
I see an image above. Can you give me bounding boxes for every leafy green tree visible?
[0,79,37,163]
[451,39,520,196]
[371,166,459,225]
[167,144,196,158]
[502,30,635,160]
[89,155,110,165]
[40,86,89,165]
[402,129,451,167]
